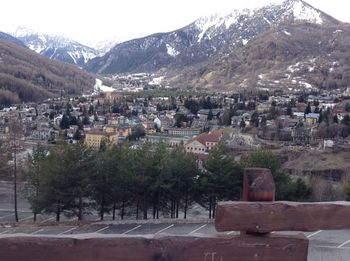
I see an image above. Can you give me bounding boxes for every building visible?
[104,91,123,102]
[256,103,271,113]
[144,134,190,147]
[105,125,132,138]
[305,113,320,125]
[166,127,202,137]
[84,129,118,149]
[185,129,223,154]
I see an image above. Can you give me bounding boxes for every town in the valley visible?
[2,74,350,206]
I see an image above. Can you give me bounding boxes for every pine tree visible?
[24,144,47,221]
[207,109,213,121]
[200,143,243,218]
[305,102,312,115]
[239,118,246,128]
[60,114,70,129]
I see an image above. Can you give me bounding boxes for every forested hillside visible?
[0,39,95,105]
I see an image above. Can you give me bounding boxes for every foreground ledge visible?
[215,201,350,233]
[0,234,307,261]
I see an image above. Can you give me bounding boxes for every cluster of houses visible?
[1,87,350,161]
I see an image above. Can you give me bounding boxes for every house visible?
[332,107,349,121]
[31,127,58,141]
[185,139,207,154]
[105,124,132,138]
[256,103,270,113]
[305,113,320,125]
[143,120,157,134]
[185,129,223,154]
[84,129,118,149]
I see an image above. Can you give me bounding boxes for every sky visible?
[1,0,349,47]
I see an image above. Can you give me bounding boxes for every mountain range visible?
[3,26,101,67]
[2,0,350,99]
[85,0,350,93]
[86,0,337,74]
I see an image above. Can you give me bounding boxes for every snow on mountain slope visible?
[87,0,339,75]
[283,0,323,24]
[4,26,100,66]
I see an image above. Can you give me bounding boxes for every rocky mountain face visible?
[0,38,96,104]
[86,0,339,75]
[6,26,99,67]
[169,22,350,92]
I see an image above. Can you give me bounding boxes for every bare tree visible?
[7,119,23,222]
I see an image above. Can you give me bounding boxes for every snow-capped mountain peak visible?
[3,25,100,66]
[86,0,339,75]
[5,25,36,38]
[283,0,323,24]
[195,9,255,42]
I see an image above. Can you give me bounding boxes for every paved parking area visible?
[2,210,350,260]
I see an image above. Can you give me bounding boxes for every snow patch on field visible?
[148,76,164,86]
[94,79,115,93]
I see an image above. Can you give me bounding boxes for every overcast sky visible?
[1,0,349,46]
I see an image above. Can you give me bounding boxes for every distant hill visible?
[0,39,96,105]
[0,31,26,48]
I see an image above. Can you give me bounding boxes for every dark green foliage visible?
[260,115,267,127]
[246,149,312,201]
[24,142,311,221]
[82,115,90,125]
[305,102,312,115]
[267,106,278,120]
[333,115,339,124]
[287,178,312,201]
[184,98,200,114]
[342,115,350,126]
[129,126,145,140]
[31,142,96,221]
[207,109,213,120]
[250,111,259,127]
[240,118,246,128]
[59,114,70,129]
[346,183,350,201]
[345,103,350,113]
[23,144,47,221]
[199,143,243,218]
[73,129,82,140]
[0,140,10,179]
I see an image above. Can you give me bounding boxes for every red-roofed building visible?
[185,129,223,154]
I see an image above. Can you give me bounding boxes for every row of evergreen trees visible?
[24,142,311,221]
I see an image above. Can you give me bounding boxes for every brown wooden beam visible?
[216,201,350,233]
[0,234,308,261]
